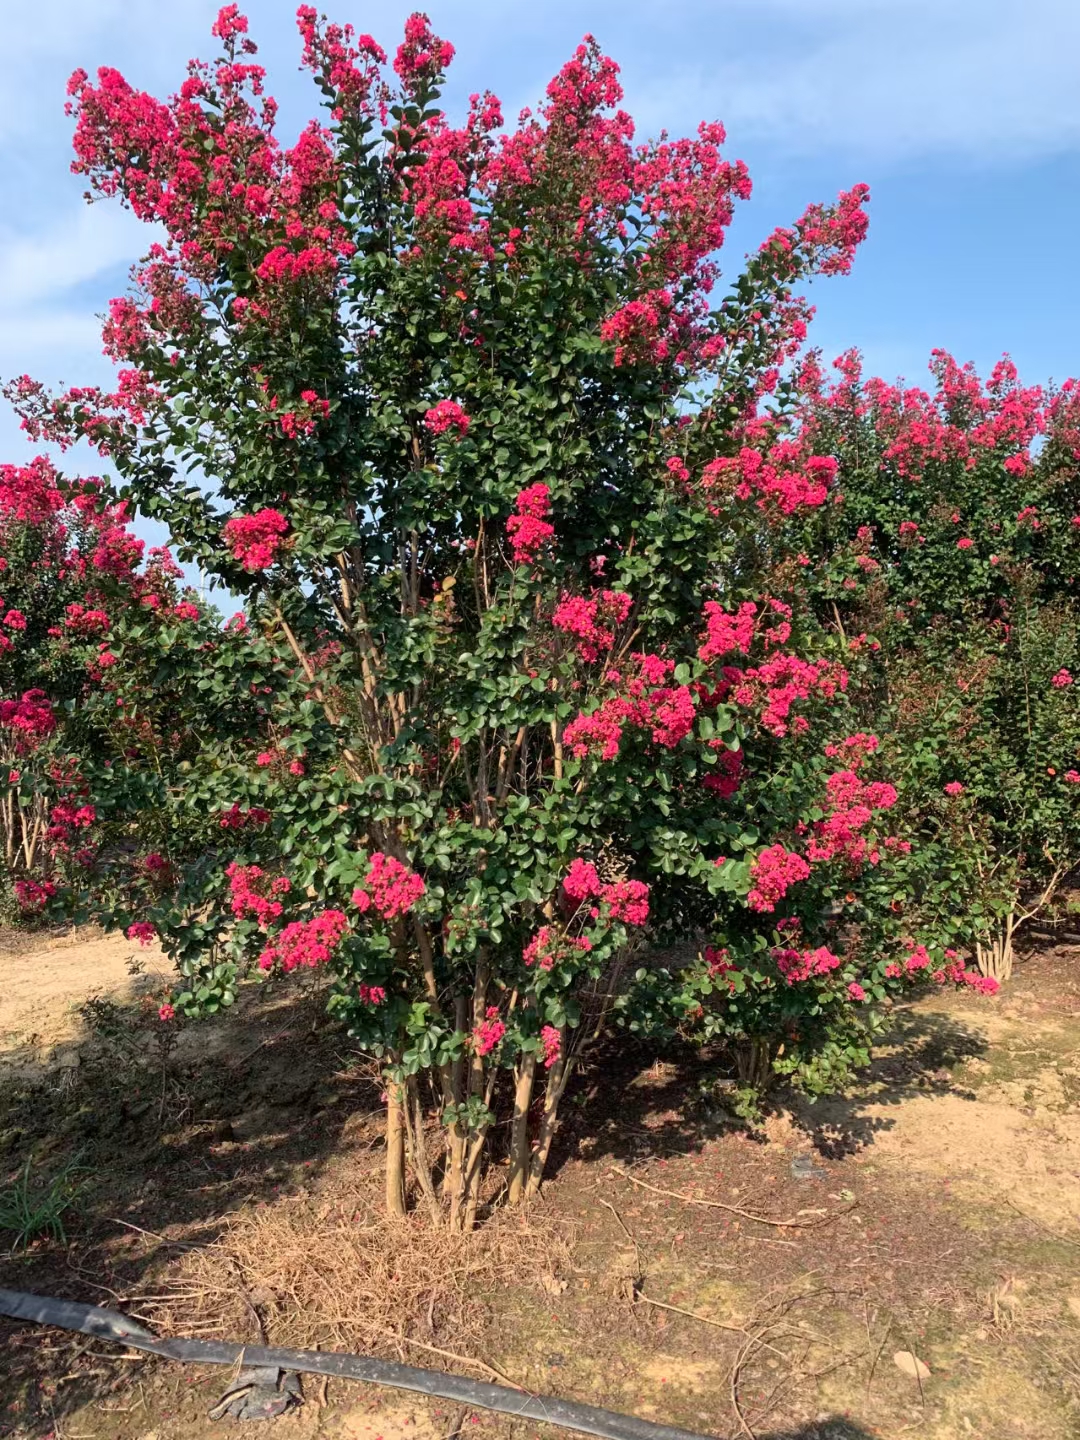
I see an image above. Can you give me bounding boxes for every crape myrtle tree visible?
[6,5,995,1226]
[787,351,1080,980]
[0,457,299,941]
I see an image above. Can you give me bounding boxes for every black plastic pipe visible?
[1,1287,717,1440]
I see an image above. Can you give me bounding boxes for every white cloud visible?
[0,204,148,310]
[627,0,1080,161]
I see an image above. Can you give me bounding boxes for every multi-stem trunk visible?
[975,912,1017,982]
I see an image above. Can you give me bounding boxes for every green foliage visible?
[0,1152,85,1253]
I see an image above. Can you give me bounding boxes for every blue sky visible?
[1,0,1077,570]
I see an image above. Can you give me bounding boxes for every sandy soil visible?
[0,928,171,1067]
[1,929,1079,1440]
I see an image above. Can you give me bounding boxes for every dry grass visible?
[135,1194,572,1378]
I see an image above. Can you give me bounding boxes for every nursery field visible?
[3,10,1080,1440]
[2,924,1079,1440]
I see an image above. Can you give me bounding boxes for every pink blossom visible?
[943,781,965,796]
[539,1025,562,1069]
[698,601,757,661]
[473,1006,505,1057]
[747,844,810,913]
[259,908,349,972]
[358,984,387,1005]
[158,1002,176,1022]
[847,981,867,1001]
[601,878,650,927]
[1051,669,1073,688]
[211,6,248,42]
[223,508,289,571]
[355,852,425,919]
[506,483,554,566]
[773,945,840,983]
[127,921,158,946]
[956,537,974,551]
[523,926,591,970]
[226,862,290,926]
[14,878,57,911]
[1064,770,1080,785]
[423,399,470,437]
[552,589,632,662]
[564,858,602,902]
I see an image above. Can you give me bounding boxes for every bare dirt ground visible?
[1,927,1079,1440]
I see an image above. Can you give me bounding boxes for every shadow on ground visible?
[0,969,384,1433]
[540,1002,989,1184]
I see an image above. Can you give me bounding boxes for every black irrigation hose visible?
[0,1288,715,1440]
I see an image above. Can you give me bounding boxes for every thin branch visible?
[609,1166,855,1230]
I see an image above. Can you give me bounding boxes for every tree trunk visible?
[526,1038,572,1198]
[385,1080,407,1217]
[404,1075,442,1224]
[507,1051,537,1205]
[975,911,1016,983]
[443,994,469,1227]
[736,1037,773,1092]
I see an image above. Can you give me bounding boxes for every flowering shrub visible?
[3,7,995,1224]
[786,350,1080,978]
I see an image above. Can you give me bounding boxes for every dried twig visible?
[634,1293,746,1336]
[357,1325,526,1391]
[865,1315,892,1401]
[609,1166,854,1229]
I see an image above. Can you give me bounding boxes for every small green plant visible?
[0,1153,85,1252]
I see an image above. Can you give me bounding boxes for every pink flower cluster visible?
[0,456,66,524]
[219,802,272,829]
[473,1006,505,1057]
[943,781,965,796]
[259,908,349,972]
[14,878,57,912]
[701,444,837,517]
[563,654,696,761]
[523,925,592,970]
[731,653,848,738]
[276,390,330,437]
[747,844,811,913]
[1051,669,1073,688]
[773,945,841,984]
[539,1024,562,1068]
[423,398,470,438]
[602,878,650,926]
[127,921,158,945]
[0,690,57,747]
[394,11,455,85]
[601,288,684,368]
[698,600,758,661]
[804,767,898,866]
[223,508,289,571]
[760,185,870,281]
[561,859,650,926]
[357,983,387,1005]
[48,800,96,848]
[552,589,632,662]
[353,852,425,919]
[296,6,386,119]
[226,861,290,926]
[506,483,554,566]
